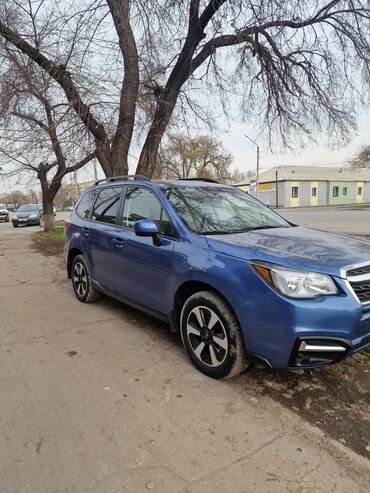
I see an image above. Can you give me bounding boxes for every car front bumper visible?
[12,218,40,226]
[236,277,370,369]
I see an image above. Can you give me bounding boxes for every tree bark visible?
[40,182,57,232]
[107,0,139,173]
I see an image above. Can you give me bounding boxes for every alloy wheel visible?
[73,262,88,298]
[186,306,228,367]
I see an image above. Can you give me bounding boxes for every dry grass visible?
[32,229,65,256]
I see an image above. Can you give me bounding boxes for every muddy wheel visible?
[180,291,248,379]
[71,255,100,303]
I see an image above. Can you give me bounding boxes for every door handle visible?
[82,227,89,237]
[113,237,125,248]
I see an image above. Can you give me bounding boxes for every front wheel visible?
[180,291,248,379]
[71,255,100,303]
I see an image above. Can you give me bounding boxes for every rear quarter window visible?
[91,187,122,224]
[75,190,98,219]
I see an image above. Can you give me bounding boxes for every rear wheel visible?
[180,291,247,379]
[71,255,100,303]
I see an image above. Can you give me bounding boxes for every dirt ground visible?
[31,229,65,256]
[30,230,370,459]
[0,224,369,492]
[237,352,370,458]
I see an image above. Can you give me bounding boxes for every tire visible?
[5,215,9,223]
[180,291,248,379]
[71,255,100,303]
[13,224,18,228]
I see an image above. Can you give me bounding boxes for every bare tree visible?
[54,183,78,211]
[0,189,30,207]
[0,1,370,179]
[159,133,232,181]
[229,168,254,184]
[0,43,96,230]
[350,144,370,169]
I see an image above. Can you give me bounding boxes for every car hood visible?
[205,226,370,278]
[16,212,37,218]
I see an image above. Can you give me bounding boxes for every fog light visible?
[298,341,347,353]
[290,338,350,368]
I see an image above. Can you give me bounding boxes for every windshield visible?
[162,186,290,234]
[17,205,40,213]
[0,204,6,210]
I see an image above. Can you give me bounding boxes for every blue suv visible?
[64,176,370,378]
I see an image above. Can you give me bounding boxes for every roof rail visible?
[94,175,151,185]
[178,178,219,184]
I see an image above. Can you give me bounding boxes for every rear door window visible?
[91,187,122,224]
[122,186,176,238]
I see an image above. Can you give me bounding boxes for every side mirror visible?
[134,220,162,246]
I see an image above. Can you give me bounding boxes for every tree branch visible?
[0,22,109,147]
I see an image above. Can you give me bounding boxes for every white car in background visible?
[0,203,10,222]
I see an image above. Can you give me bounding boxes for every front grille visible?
[347,264,370,276]
[350,281,370,304]
[347,263,370,305]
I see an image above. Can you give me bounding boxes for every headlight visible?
[252,263,338,299]
[28,213,38,219]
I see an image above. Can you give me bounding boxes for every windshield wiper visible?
[201,230,237,235]
[246,225,289,231]
[202,225,289,235]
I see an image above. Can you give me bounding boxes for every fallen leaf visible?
[329,447,342,459]
[145,480,155,489]
[163,378,172,385]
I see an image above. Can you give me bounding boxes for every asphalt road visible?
[278,205,370,235]
[0,222,369,492]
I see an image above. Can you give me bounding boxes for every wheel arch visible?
[170,279,243,338]
[67,248,83,278]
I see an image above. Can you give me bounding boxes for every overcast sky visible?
[225,111,370,174]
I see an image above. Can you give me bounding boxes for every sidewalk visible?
[0,225,369,492]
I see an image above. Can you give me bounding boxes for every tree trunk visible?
[136,96,177,177]
[38,172,57,232]
[42,193,56,232]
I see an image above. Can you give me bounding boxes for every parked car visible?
[12,204,43,227]
[0,204,9,223]
[64,176,370,378]
[6,203,15,212]
[0,203,9,222]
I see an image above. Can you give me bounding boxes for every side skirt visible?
[91,279,169,323]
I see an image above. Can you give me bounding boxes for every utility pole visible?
[244,134,260,199]
[275,168,279,208]
[93,160,98,182]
